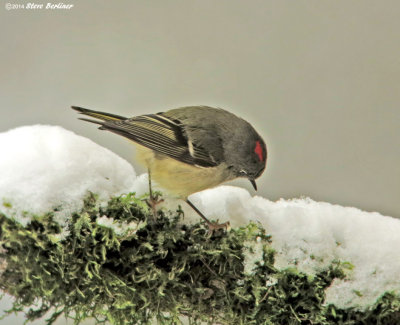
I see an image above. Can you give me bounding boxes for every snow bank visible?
[188,186,400,309]
[1,125,399,309]
[0,125,136,225]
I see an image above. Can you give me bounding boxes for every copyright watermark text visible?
[5,2,74,10]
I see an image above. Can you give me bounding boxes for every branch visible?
[0,193,399,324]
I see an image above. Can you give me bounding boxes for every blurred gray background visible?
[1,0,399,323]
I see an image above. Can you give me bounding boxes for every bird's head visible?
[227,131,267,191]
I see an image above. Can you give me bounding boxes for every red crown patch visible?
[254,141,264,162]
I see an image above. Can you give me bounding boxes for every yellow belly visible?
[134,144,231,198]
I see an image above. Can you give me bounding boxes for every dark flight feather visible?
[71,106,218,168]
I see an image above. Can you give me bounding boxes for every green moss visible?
[0,192,399,324]
[2,200,12,209]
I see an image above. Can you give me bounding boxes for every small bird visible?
[71,105,267,230]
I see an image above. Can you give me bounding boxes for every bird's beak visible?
[249,179,257,191]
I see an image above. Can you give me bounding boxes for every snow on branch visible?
[0,125,399,324]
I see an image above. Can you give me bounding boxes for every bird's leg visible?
[146,169,163,218]
[185,199,230,233]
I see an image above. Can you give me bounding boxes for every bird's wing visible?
[99,114,219,167]
[71,106,128,121]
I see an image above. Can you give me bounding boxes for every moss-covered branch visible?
[0,193,399,324]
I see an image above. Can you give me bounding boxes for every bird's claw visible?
[206,221,230,235]
[146,194,164,219]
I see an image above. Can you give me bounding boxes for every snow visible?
[187,187,400,309]
[0,125,136,226]
[1,125,399,310]
[96,215,146,236]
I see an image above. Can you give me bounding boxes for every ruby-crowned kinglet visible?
[71,105,267,230]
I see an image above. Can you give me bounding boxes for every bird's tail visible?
[71,106,127,126]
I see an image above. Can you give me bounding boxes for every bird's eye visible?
[239,169,247,175]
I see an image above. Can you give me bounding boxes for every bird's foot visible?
[206,221,231,235]
[146,193,164,219]
[184,199,230,235]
